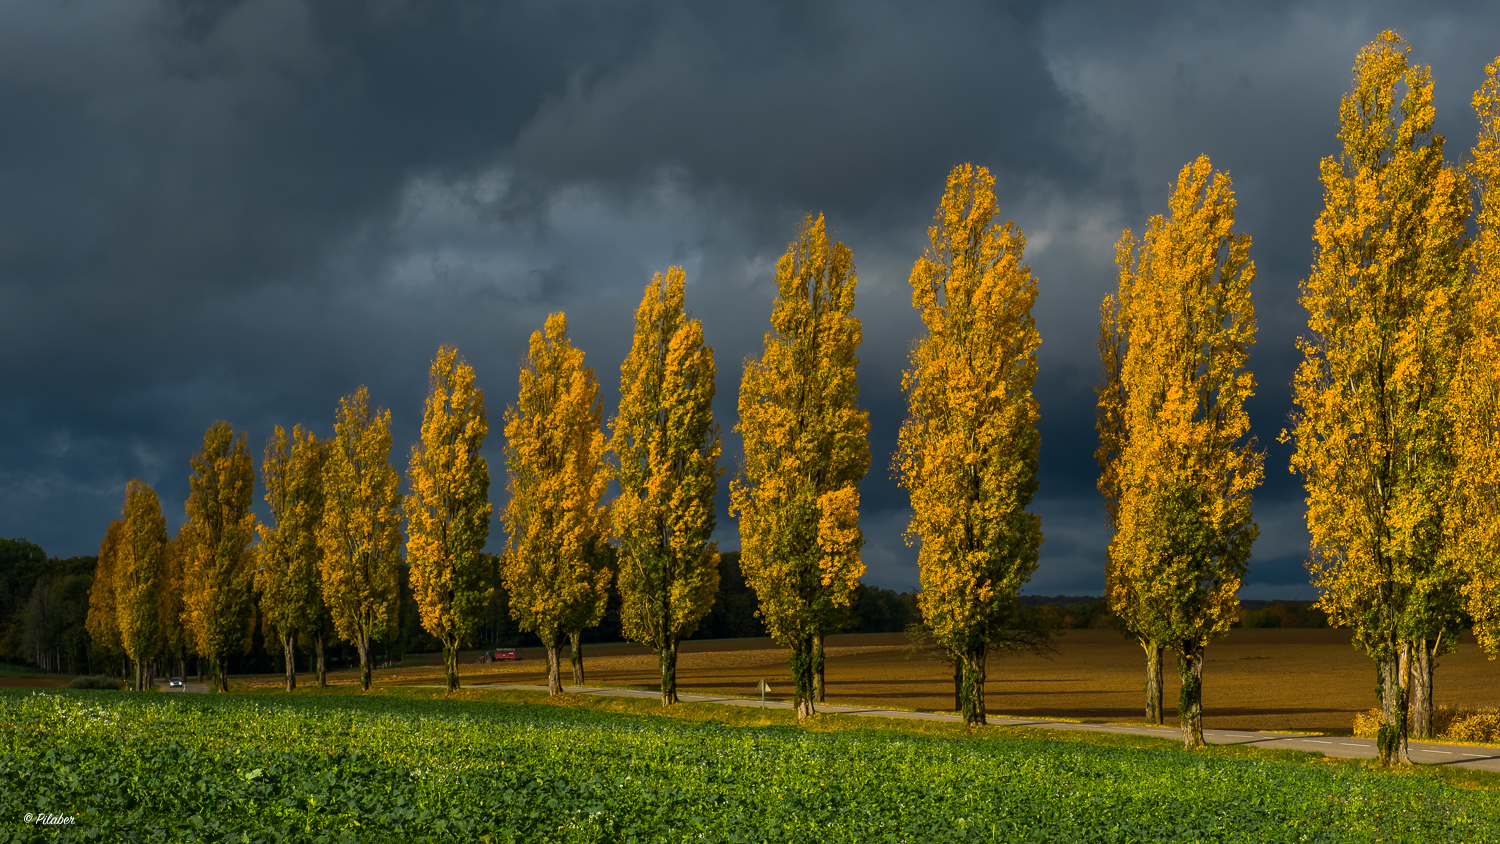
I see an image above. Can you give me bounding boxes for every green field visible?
[1,689,1497,843]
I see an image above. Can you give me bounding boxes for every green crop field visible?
[1,689,1497,843]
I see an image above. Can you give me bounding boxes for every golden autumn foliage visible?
[85,519,124,658]
[501,312,611,695]
[407,346,493,692]
[1450,59,1500,658]
[732,214,869,720]
[609,267,722,705]
[115,479,168,691]
[1286,32,1470,763]
[895,164,1041,727]
[256,424,327,692]
[318,386,403,693]
[181,422,257,694]
[1106,156,1261,750]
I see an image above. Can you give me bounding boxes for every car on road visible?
[478,648,522,663]
[169,677,183,688]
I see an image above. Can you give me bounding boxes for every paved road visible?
[461,682,1500,773]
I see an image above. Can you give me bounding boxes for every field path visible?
[461,681,1500,773]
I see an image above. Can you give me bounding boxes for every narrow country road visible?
[458,682,1500,773]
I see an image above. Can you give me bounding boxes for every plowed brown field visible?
[238,629,1500,734]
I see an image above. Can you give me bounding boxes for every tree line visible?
[67,31,1500,763]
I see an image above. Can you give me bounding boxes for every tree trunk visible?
[215,655,229,693]
[959,643,988,727]
[444,639,460,693]
[813,634,825,703]
[659,638,679,706]
[1409,639,1435,740]
[545,640,563,695]
[315,634,327,687]
[356,634,372,692]
[133,658,143,692]
[570,630,584,686]
[284,631,297,692]
[790,636,816,720]
[1143,641,1164,725]
[1177,643,1205,749]
[953,657,962,712]
[1377,649,1407,766]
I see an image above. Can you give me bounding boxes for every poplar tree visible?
[318,387,403,692]
[501,313,610,695]
[610,267,722,706]
[894,164,1041,728]
[257,424,327,693]
[115,480,168,691]
[1107,156,1262,750]
[1098,274,1167,726]
[734,214,870,720]
[181,422,258,694]
[1287,32,1470,764]
[407,346,493,693]
[1453,59,1500,660]
[85,520,124,670]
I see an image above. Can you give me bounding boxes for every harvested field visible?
[0,676,67,689]
[238,629,1500,734]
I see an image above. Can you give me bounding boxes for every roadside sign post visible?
[757,679,771,707]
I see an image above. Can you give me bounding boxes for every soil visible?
[234,629,1500,735]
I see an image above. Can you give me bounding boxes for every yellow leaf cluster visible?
[1105,155,1261,651]
[180,421,258,675]
[610,268,722,659]
[407,346,494,678]
[316,388,403,660]
[731,215,869,652]
[894,164,1041,655]
[1286,32,1470,662]
[501,313,611,651]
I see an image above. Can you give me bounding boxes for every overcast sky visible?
[3,0,1497,597]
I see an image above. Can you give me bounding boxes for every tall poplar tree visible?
[257,424,327,692]
[1107,156,1262,750]
[733,214,870,720]
[1098,270,1167,726]
[181,422,257,694]
[1287,32,1470,764]
[501,313,610,696]
[407,346,493,693]
[1453,58,1500,661]
[85,520,124,673]
[610,267,722,706]
[116,480,168,691]
[894,164,1042,728]
[318,387,403,692]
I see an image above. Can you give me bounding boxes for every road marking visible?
[1339,743,1365,747]
[1418,750,1452,755]
[1304,740,1332,744]
[1463,754,1487,758]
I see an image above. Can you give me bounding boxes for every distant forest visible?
[1,536,1334,677]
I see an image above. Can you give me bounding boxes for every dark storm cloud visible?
[3,0,1499,598]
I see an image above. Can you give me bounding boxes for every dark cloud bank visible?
[4,0,1499,597]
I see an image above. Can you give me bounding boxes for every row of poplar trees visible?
[78,160,1050,725]
[1098,33,1500,763]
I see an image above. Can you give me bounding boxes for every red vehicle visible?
[478,648,522,663]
